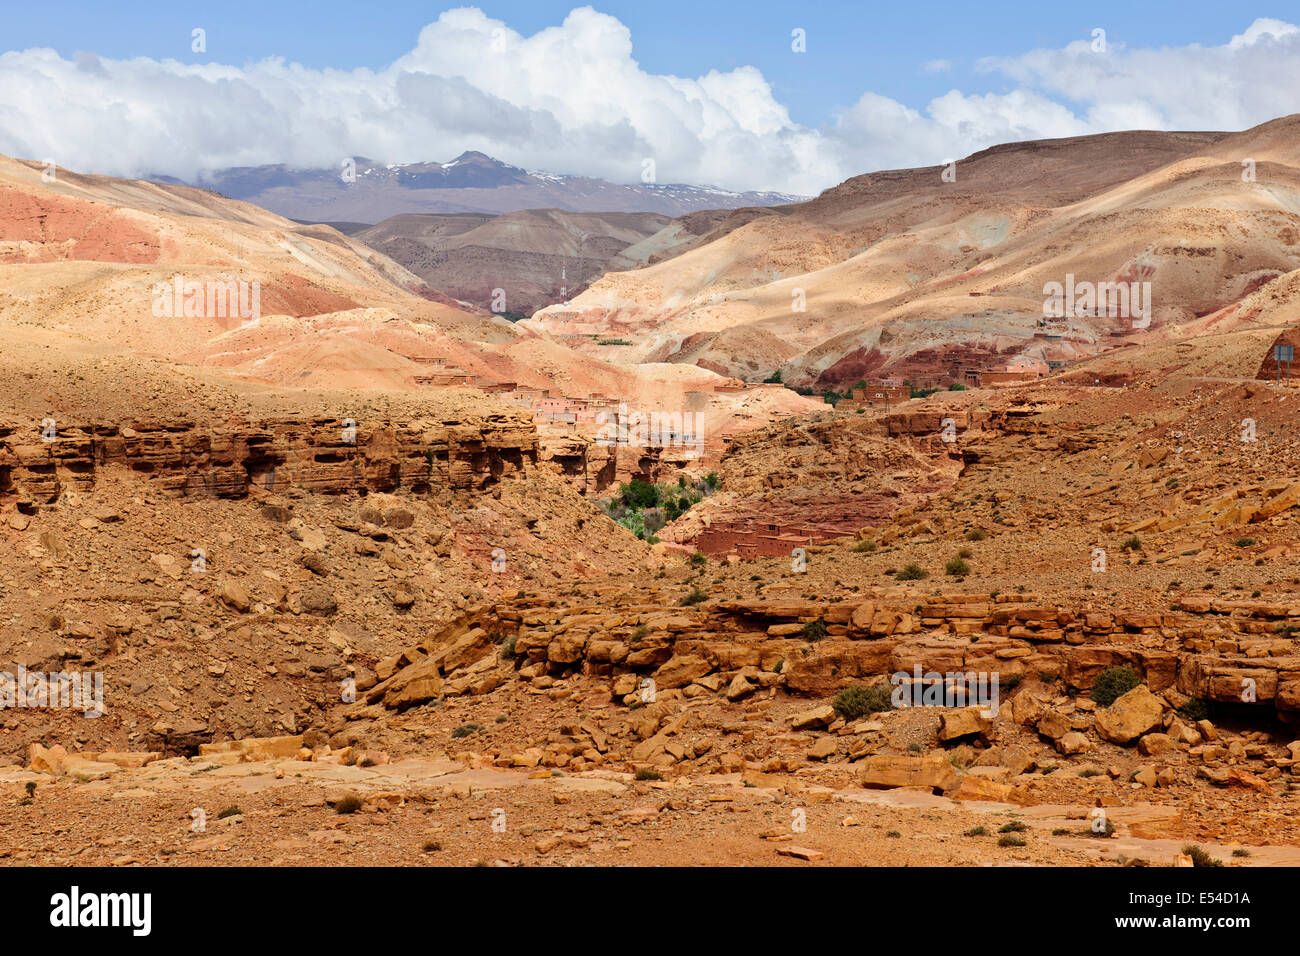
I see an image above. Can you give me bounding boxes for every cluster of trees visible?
[760,371,964,405]
[601,473,720,543]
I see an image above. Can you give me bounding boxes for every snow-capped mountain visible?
[161,151,804,223]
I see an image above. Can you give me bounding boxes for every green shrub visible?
[831,683,893,721]
[217,805,242,819]
[1121,535,1142,552]
[619,478,660,509]
[802,619,829,641]
[895,563,928,581]
[998,834,1026,847]
[681,586,708,606]
[964,826,986,836]
[1090,816,1116,837]
[965,528,987,542]
[1177,698,1209,722]
[1092,666,1140,706]
[1233,537,1256,548]
[333,794,363,815]
[451,723,482,739]
[1182,844,1223,867]
[945,557,971,577]
[999,821,1027,833]
[635,768,663,781]
[852,540,877,553]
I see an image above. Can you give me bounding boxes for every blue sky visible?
[1,3,1298,192]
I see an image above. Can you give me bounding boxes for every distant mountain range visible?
[156,151,805,223]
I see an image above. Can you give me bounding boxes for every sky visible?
[1,1,1298,194]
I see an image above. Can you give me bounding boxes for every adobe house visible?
[838,383,909,410]
[404,353,446,366]
[414,367,472,387]
[1257,329,1300,382]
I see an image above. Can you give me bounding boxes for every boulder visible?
[218,579,252,613]
[653,655,713,690]
[950,774,1013,802]
[1138,732,1174,757]
[1056,731,1091,755]
[938,707,992,742]
[300,587,338,616]
[1036,709,1071,740]
[726,674,756,701]
[807,737,839,760]
[789,705,836,730]
[1095,685,1163,745]
[857,752,959,794]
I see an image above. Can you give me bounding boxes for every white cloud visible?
[922,59,952,73]
[982,17,1300,132]
[0,10,1296,196]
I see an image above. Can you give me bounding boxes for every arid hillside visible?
[529,118,1300,388]
[356,208,676,314]
[0,155,819,441]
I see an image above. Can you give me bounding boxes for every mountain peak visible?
[447,150,500,165]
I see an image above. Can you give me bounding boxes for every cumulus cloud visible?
[0,9,1297,195]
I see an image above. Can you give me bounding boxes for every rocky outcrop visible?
[0,415,539,505]
[363,586,1300,730]
[539,433,704,496]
